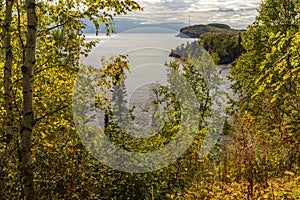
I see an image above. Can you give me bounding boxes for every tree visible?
[229,0,300,194]
[86,40,224,199]
[3,0,14,150]
[0,0,141,199]
[199,33,245,65]
[19,0,38,198]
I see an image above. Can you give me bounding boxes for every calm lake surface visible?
[82,32,233,99]
[79,32,235,136]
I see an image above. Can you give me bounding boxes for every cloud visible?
[139,0,261,12]
[121,0,262,29]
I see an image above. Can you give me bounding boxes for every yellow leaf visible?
[41,132,47,139]
[284,171,295,176]
[43,141,53,148]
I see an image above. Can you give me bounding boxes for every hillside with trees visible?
[0,0,300,199]
[178,23,242,38]
[178,23,245,64]
[199,32,245,64]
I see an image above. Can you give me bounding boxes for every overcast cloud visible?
[118,0,262,29]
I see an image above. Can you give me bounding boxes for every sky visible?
[114,0,263,30]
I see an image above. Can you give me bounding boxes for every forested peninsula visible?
[177,23,245,64]
[1,0,299,199]
[178,23,242,38]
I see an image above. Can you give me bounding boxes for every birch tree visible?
[0,0,141,198]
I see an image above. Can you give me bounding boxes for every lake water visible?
[82,32,233,97]
[79,32,234,135]
[83,32,196,67]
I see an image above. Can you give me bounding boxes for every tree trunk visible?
[3,0,14,150]
[2,0,15,195]
[20,0,37,199]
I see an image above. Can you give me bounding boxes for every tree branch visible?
[34,105,68,124]
[44,18,71,33]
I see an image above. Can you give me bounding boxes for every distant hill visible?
[178,23,242,38]
[82,18,187,34]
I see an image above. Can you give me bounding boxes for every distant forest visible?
[178,23,245,64]
[1,0,299,199]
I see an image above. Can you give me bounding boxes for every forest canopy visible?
[178,23,245,64]
[0,0,300,199]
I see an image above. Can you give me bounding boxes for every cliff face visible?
[178,23,241,38]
